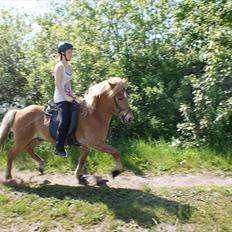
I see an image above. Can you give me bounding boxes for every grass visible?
[0,138,232,231]
[0,137,231,176]
[0,182,231,231]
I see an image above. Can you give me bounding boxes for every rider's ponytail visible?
[55,53,62,63]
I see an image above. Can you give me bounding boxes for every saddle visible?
[43,100,80,146]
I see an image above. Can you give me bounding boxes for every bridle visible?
[113,89,132,122]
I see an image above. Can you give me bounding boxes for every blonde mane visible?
[83,77,128,114]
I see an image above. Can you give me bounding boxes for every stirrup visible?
[54,148,68,157]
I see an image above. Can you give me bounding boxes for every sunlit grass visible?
[0,138,231,175]
[0,183,231,231]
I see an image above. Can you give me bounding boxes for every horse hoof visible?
[42,179,51,185]
[97,179,109,186]
[78,175,88,185]
[4,178,16,185]
[5,174,12,182]
[38,167,44,174]
[5,177,12,182]
[112,170,121,178]
[38,161,44,174]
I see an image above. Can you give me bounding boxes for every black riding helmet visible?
[57,41,73,61]
[58,41,73,53]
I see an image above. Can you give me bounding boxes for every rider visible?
[53,41,76,157]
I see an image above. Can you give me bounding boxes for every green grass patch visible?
[0,138,231,175]
[0,182,231,231]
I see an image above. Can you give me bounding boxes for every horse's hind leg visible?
[6,142,26,180]
[26,139,44,174]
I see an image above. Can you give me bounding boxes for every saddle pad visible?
[49,110,60,140]
[48,100,79,146]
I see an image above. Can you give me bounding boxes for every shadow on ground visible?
[4,182,194,229]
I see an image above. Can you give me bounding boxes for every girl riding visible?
[53,41,76,157]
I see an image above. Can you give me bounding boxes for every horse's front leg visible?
[91,141,123,177]
[74,146,90,184]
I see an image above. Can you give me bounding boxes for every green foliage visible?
[172,1,232,148]
[0,0,231,148]
[0,10,30,112]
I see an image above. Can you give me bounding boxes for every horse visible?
[0,77,134,183]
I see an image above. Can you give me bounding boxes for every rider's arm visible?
[54,65,73,102]
[66,66,76,98]
[66,81,75,98]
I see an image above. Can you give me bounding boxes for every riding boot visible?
[55,139,67,157]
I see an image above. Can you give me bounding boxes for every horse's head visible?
[107,77,134,123]
[84,77,134,123]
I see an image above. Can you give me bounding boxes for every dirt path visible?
[0,170,232,189]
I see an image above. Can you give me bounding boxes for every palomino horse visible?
[0,77,133,182]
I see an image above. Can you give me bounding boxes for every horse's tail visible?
[0,109,18,152]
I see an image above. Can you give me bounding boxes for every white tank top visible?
[53,61,73,103]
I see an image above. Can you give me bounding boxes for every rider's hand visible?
[66,95,74,102]
[81,108,88,117]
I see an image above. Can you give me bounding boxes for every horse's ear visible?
[108,80,115,89]
[108,81,122,97]
[122,78,128,86]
